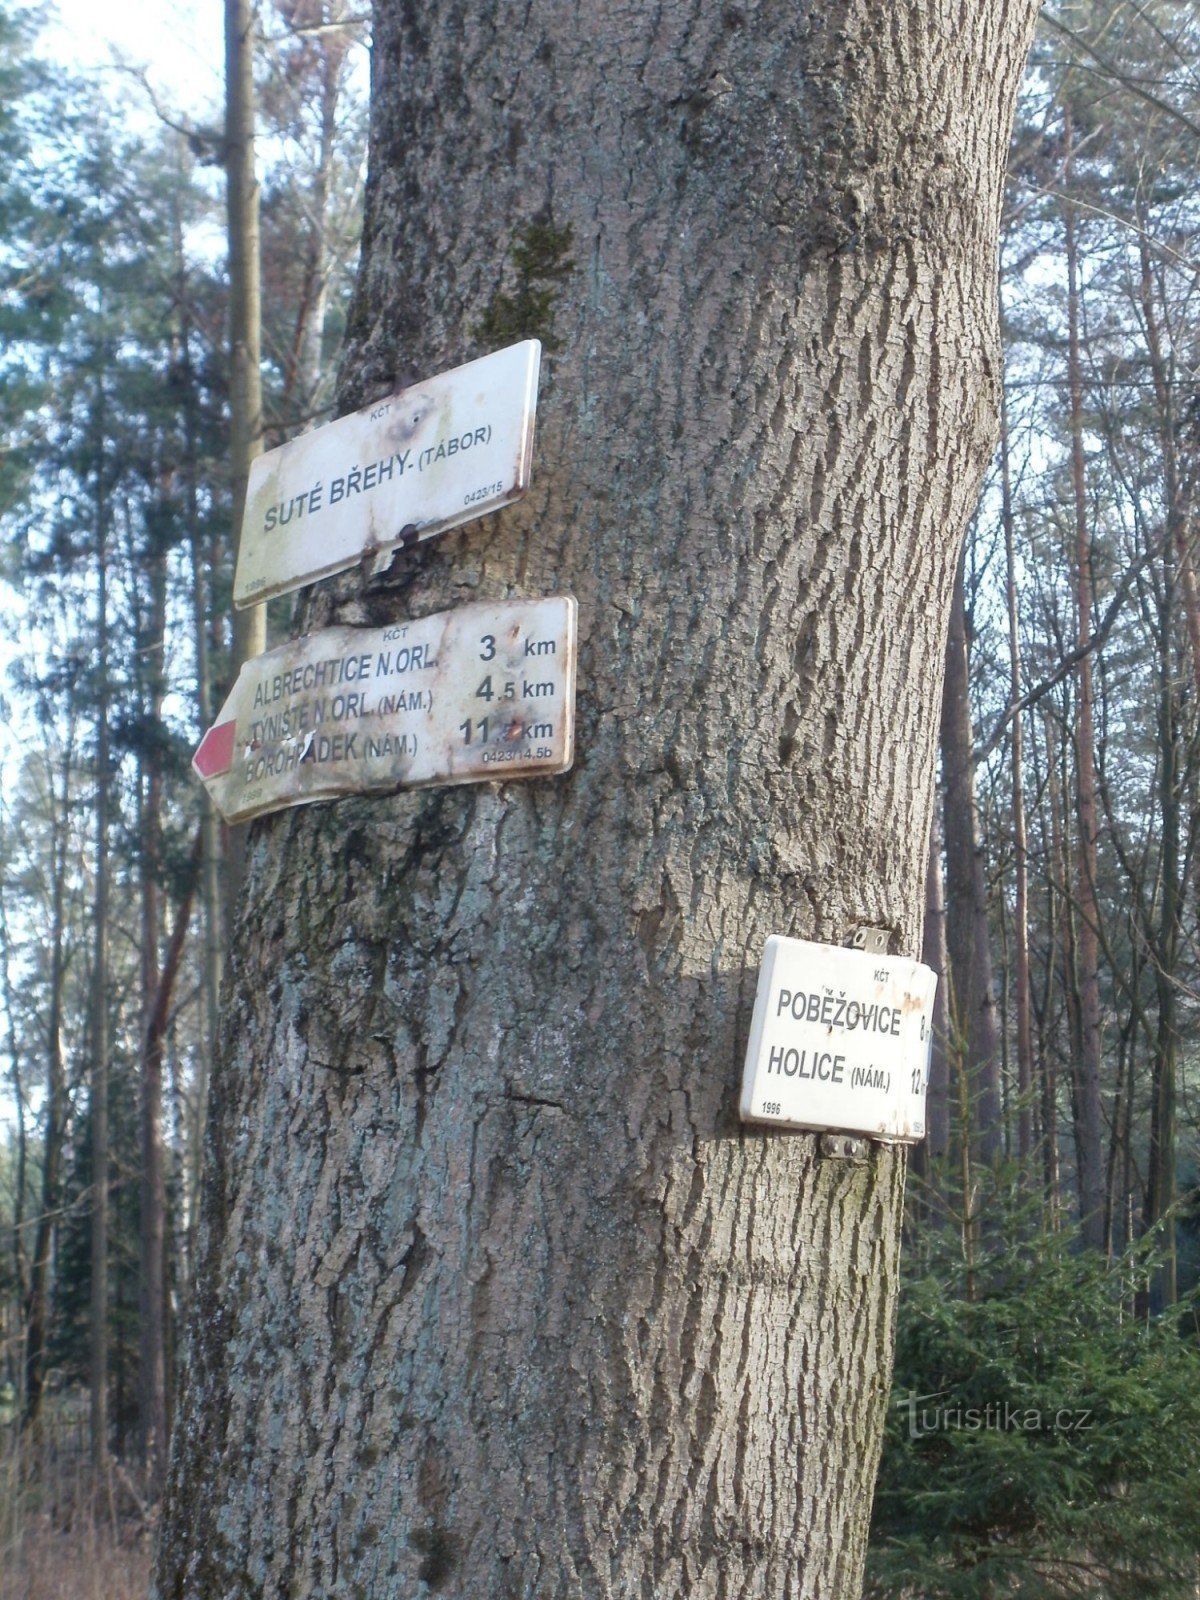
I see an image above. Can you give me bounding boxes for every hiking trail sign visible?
[233,340,542,608]
[740,936,937,1142]
[193,596,576,823]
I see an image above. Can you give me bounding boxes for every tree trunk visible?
[175,169,226,1276]
[1000,375,1034,1167]
[1136,225,1183,1306]
[1040,709,1067,1229]
[90,433,111,1472]
[158,4,1038,1596]
[1062,141,1108,1251]
[278,0,350,429]
[141,832,202,1492]
[22,739,73,1428]
[138,523,171,1492]
[921,812,951,1165]
[0,834,29,1385]
[225,0,267,832]
[940,551,1004,1164]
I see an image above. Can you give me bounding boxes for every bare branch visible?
[109,60,222,153]
[1040,9,1200,141]
[976,539,1157,766]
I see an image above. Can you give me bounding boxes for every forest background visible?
[2,2,1200,1598]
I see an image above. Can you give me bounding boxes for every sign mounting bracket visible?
[820,1134,872,1163]
[847,925,891,956]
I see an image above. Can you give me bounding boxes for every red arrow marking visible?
[193,719,238,780]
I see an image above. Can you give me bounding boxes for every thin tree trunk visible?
[1137,225,1182,1306]
[1121,1021,1136,1256]
[1000,375,1034,1166]
[225,0,267,904]
[1174,517,1200,690]
[0,836,28,1381]
[1146,606,1180,1306]
[173,160,225,1269]
[1038,709,1064,1229]
[1062,129,1107,1250]
[138,520,171,1491]
[279,1,346,428]
[90,431,111,1472]
[21,739,73,1428]
[922,811,951,1165]
[141,831,203,1491]
[1106,1002,1137,1256]
[940,550,1003,1164]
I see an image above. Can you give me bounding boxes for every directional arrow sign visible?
[192,596,577,824]
[233,339,542,609]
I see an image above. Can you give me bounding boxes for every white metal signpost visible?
[740,935,937,1142]
[193,596,576,823]
[233,339,542,608]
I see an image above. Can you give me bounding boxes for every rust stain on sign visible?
[192,595,577,824]
[234,340,542,609]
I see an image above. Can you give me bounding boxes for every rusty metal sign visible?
[233,340,542,609]
[193,596,576,823]
[740,936,937,1143]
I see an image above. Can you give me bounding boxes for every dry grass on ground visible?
[2,1514,151,1600]
[2,1402,152,1600]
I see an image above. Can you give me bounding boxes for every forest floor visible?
[2,1517,150,1600]
[2,1396,153,1600]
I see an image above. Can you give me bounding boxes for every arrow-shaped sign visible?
[192,596,577,824]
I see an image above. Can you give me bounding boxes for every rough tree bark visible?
[157,3,1038,1596]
